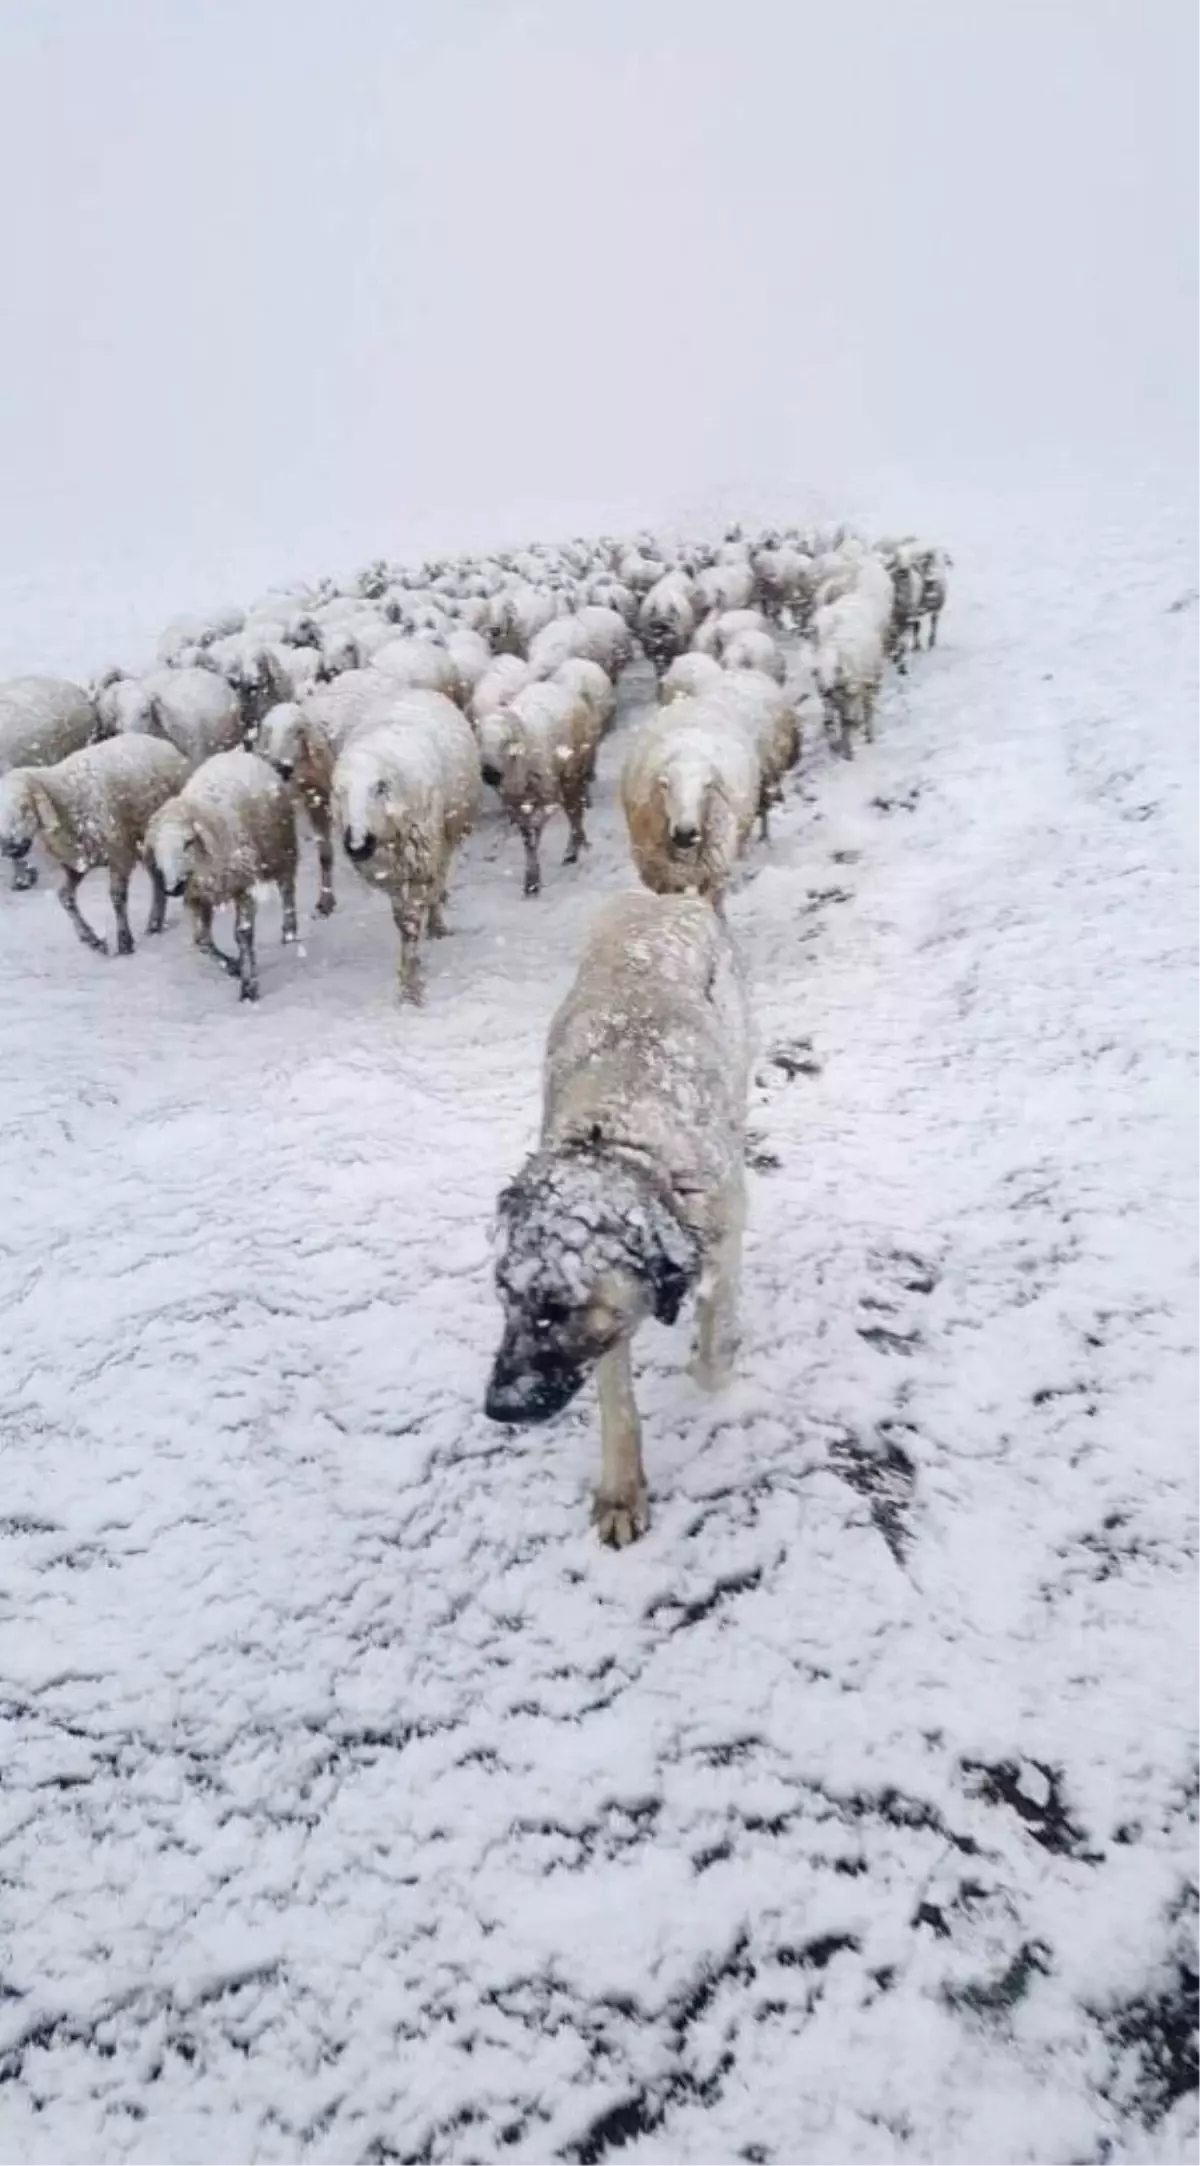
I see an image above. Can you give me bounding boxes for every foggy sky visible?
[1,0,1195,587]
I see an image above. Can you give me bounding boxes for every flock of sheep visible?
[0,526,947,1004]
[0,519,949,1541]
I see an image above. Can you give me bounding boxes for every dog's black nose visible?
[166,879,187,898]
[485,1349,584,1426]
[276,760,294,782]
[480,763,502,787]
[344,830,376,861]
[671,823,699,849]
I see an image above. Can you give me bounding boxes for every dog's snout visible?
[343,829,376,862]
[276,760,294,782]
[671,823,699,849]
[480,762,502,787]
[485,1342,584,1426]
[166,878,187,898]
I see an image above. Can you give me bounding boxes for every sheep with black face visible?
[485,890,750,1547]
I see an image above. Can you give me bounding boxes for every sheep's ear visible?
[190,813,219,857]
[28,779,61,835]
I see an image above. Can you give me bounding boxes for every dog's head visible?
[484,1147,699,1426]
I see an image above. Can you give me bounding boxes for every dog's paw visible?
[593,1486,649,1548]
[688,1353,733,1393]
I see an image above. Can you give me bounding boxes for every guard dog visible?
[485,890,750,1546]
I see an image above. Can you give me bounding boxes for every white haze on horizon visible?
[1,0,1195,617]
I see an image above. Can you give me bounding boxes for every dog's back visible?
[544,892,749,1243]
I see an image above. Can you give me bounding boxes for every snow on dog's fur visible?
[485,890,750,1547]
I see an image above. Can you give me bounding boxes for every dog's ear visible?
[641,1194,699,1325]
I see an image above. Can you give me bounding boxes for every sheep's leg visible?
[59,868,107,955]
[561,778,589,865]
[8,856,36,892]
[592,1339,648,1547]
[146,861,168,935]
[311,807,336,916]
[520,816,545,897]
[235,891,259,1002]
[863,690,876,745]
[109,864,135,956]
[690,1172,745,1390]
[191,900,240,977]
[392,895,425,1004]
[279,872,298,945]
[929,609,940,650]
[757,787,771,844]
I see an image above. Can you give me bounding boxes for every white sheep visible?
[469,655,534,729]
[0,676,99,890]
[258,678,394,914]
[694,559,755,616]
[143,750,298,1002]
[332,691,480,1002]
[620,697,760,911]
[444,628,493,702]
[552,657,616,738]
[638,572,696,674]
[370,637,462,703]
[719,627,787,685]
[661,658,798,837]
[477,678,603,897]
[0,736,188,953]
[98,666,245,764]
[691,606,771,658]
[812,595,886,757]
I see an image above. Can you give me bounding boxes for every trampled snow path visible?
[0,484,1195,2164]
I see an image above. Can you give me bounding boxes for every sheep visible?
[444,628,493,702]
[812,594,886,757]
[98,666,245,764]
[719,627,788,685]
[477,678,603,897]
[915,547,951,648]
[620,697,760,911]
[691,606,771,658]
[258,679,394,914]
[0,677,99,890]
[370,637,462,703]
[551,657,616,739]
[484,890,750,1545]
[525,606,632,684]
[486,585,559,656]
[143,750,298,1002]
[694,559,755,616]
[331,692,480,1003]
[638,572,696,674]
[156,604,244,665]
[469,655,534,729]
[659,651,725,705]
[0,736,188,953]
[660,659,798,838]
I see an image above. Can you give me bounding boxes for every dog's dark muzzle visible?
[343,830,376,862]
[484,1343,586,1426]
[3,838,31,860]
[165,877,188,898]
[480,762,503,787]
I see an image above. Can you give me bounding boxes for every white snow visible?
[0,467,1195,2166]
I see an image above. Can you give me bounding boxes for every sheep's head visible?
[144,804,216,896]
[659,744,712,857]
[477,713,524,792]
[0,770,45,860]
[258,702,306,781]
[333,747,395,865]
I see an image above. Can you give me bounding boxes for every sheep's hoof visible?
[12,866,37,892]
[115,932,135,957]
[281,924,299,945]
[315,893,336,918]
[688,1353,734,1393]
[238,981,259,1004]
[593,1486,649,1548]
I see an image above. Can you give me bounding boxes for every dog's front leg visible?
[593,1341,648,1548]
[691,1170,745,1390]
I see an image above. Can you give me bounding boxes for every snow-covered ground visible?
[0,473,1195,2164]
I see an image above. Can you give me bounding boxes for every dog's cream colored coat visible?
[543,889,750,1541]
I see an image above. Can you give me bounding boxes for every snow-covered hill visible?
[0,474,1195,2164]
